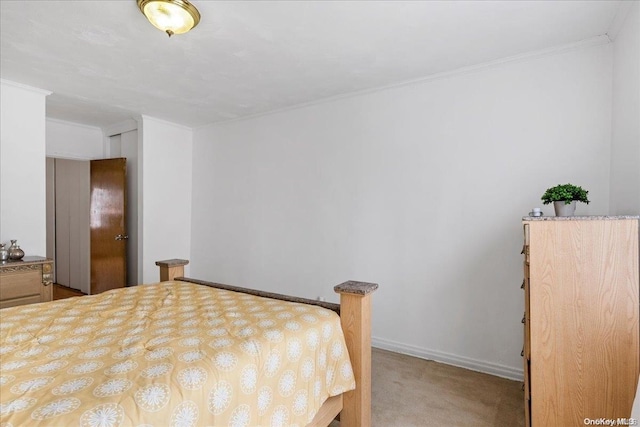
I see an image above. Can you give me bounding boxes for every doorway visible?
[46,158,128,294]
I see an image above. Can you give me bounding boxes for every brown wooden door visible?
[90,158,127,294]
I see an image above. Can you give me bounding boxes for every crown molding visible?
[0,79,52,96]
[46,117,102,131]
[207,35,611,128]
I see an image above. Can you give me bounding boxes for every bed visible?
[0,259,377,427]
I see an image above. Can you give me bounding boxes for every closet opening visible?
[46,158,128,294]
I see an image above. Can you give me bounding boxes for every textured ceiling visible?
[0,1,624,129]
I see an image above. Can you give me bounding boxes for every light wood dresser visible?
[521,216,640,426]
[0,256,54,309]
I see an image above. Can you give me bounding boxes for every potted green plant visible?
[541,183,590,216]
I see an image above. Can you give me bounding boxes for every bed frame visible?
[156,259,378,427]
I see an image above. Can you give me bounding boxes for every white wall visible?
[191,42,613,379]
[121,130,140,285]
[46,118,103,160]
[140,116,193,283]
[610,2,640,215]
[0,80,50,256]
[110,130,141,286]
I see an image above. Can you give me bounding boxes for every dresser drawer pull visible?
[521,348,524,357]
[522,383,525,391]
[521,279,525,289]
[521,246,525,255]
[522,316,526,324]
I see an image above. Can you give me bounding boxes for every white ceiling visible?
[0,1,625,129]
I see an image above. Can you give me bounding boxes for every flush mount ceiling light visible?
[137,0,201,37]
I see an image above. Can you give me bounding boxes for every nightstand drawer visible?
[0,294,41,309]
[0,258,53,308]
[0,269,42,300]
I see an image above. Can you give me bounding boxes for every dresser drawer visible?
[524,315,530,360]
[522,223,530,264]
[523,350,530,400]
[0,269,42,300]
[524,355,531,426]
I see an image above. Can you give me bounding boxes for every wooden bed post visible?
[155,259,189,281]
[335,280,378,427]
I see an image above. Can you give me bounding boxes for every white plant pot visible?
[554,201,576,217]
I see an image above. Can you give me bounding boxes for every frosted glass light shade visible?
[137,0,200,37]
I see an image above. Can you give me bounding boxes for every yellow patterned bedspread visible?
[0,281,355,426]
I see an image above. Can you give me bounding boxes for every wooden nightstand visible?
[0,256,54,308]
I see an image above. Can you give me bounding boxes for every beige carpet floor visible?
[332,348,524,427]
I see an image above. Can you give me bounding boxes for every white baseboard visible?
[372,336,524,382]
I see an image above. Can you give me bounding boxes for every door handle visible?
[115,234,129,241]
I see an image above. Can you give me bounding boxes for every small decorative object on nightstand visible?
[0,244,8,262]
[7,240,24,260]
